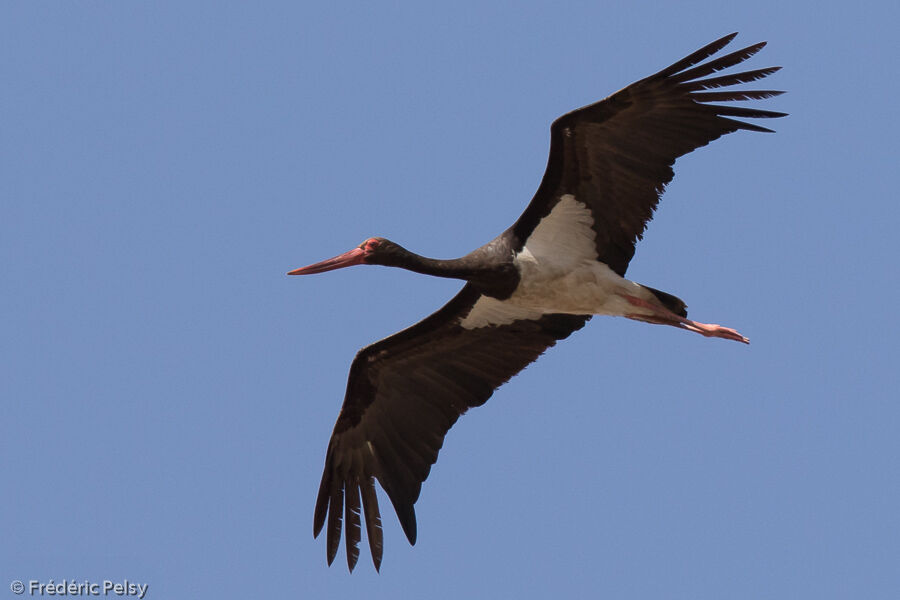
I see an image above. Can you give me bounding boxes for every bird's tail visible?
[642,285,688,318]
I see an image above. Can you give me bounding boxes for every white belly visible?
[459,193,660,330]
[459,258,657,330]
[510,257,651,316]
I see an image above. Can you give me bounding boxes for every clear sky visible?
[3,2,899,599]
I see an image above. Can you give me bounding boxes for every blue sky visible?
[3,2,899,599]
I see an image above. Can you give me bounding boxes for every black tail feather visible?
[643,286,688,317]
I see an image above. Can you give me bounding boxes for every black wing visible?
[313,284,588,571]
[511,32,786,275]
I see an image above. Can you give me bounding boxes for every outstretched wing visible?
[511,32,785,276]
[313,284,588,571]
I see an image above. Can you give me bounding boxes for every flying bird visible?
[290,33,784,571]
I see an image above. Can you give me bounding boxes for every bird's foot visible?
[677,319,749,344]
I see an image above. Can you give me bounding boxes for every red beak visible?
[287,247,367,275]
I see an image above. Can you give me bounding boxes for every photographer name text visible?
[12,580,148,599]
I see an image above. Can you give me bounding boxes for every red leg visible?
[620,294,749,344]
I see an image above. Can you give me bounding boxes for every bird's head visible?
[288,237,404,275]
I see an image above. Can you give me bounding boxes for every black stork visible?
[290,33,784,571]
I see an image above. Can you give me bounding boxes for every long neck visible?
[384,244,518,298]
[393,250,486,280]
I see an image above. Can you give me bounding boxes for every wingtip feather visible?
[345,479,362,572]
[360,478,384,571]
[392,500,418,545]
[654,32,739,79]
[326,482,344,566]
[719,116,777,133]
[313,467,331,539]
[672,41,769,84]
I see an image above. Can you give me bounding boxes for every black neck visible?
[378,243,518,298]
[392,250,486,280]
